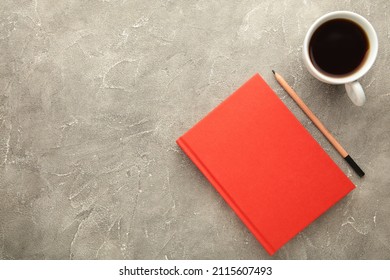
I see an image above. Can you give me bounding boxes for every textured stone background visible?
[0,0,389,259]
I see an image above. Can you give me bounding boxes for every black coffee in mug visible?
[309,19,369,76]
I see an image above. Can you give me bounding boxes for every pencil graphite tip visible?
[272,70,275,75]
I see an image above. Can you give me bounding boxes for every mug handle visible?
[345,81,366,106]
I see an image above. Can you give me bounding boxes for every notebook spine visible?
[176,136,276,255]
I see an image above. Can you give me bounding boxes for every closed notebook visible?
[176,73,355,255]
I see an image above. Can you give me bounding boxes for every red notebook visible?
[176,74,355,255]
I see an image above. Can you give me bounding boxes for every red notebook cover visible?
[176,73,355,255]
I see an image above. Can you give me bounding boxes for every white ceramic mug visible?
[303,11,378,106]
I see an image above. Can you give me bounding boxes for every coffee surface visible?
[309,19,369,76]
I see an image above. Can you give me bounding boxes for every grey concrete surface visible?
[0,0,389,260]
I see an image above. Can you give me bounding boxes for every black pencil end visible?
[272,70,275,75]
[344,155,365,177]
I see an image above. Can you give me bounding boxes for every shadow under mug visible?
[302,11,378,106]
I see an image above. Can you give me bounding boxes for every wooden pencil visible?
[272,70,365,177]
